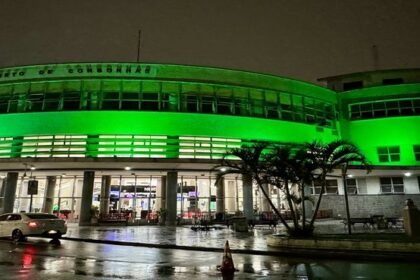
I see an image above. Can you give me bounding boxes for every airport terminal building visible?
[0,63,418,225]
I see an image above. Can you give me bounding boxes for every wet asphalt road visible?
[0,237,419,280]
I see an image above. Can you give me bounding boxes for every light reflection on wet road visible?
[66,225,276,251]
[0,238,419,280]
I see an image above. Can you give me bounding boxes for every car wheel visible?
[11,229,26,243]
[50,232,62,245]
[49,238,61,245]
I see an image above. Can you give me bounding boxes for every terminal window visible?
[310,179,338,195]
[345,179,358,194]
[377,146,400,162]
[343,81,363,91]
[382,78,403,85]
[380,177,404,193]
[349,98,420,120]
[414,145,420,161]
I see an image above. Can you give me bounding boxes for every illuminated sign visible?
[0,63,157,82]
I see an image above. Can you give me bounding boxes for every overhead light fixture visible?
[124,166,131,171]
[220,167,227,172]
[404,172,412,177]
[30,166,36,170]
[0,175,5,179]
[347,174,354,178]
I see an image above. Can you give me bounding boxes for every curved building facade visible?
[0,63,418,225]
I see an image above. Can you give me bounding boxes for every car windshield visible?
[25,214,58,219]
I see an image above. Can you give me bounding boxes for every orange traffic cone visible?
[220,240,236,275]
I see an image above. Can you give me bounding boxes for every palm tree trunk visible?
[300,180,306,230]
[308,174,326,229]
[255,176,291,232]
[284,179,299,229]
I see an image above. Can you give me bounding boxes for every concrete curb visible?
[266,235,420,261]
[267,235,420,252]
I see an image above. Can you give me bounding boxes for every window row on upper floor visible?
[309,176,417,195]
[349,97,420,120]
[0,79,330,103]
[377,145,420,163]
[0,80,336,127]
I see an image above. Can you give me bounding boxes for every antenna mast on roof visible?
[371,45,379,70]
[136,29,142,63]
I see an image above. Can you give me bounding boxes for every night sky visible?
[0,0,419,83]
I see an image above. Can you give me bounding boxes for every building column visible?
[86,135,99,158]
[225,180,235,213]
[0,178,6,211]
[242,174,254,221]
[156,176,166,212]
[43,176,57,213]
[11,136,23,158]
[261,184,271,212]
[216,178,225,220]
[165,171,177,226]
[167,136,180,159]
[168,92,179,111]
[2,172,18,214]
[0,178,4,195]
[79,171,95,226]
[166,92,180,159]
[99,175,111,218]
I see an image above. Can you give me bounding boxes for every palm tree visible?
[264,145,322,236]
[218,140,370,237]
[217,142,293,233]
[264,146,307,232]
[304,140,371,230]
[219,143,318,236]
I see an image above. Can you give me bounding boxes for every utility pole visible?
[371,45,379,70]
[136,29,142,63]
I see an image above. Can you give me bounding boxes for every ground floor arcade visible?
[0,170,281,225]
[0,162,419,225]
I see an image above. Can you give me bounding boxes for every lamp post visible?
[341,163,352,235]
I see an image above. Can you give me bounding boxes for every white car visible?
[0,212,67,242]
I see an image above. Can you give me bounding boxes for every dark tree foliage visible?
[217,140,371,237]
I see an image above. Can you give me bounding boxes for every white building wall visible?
[404,176,420,194]
[365,177,381,194]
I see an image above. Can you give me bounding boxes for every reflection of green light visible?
[340,116,420,166]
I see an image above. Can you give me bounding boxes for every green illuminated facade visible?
[0,63,419,223]
[0,63,338,160]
